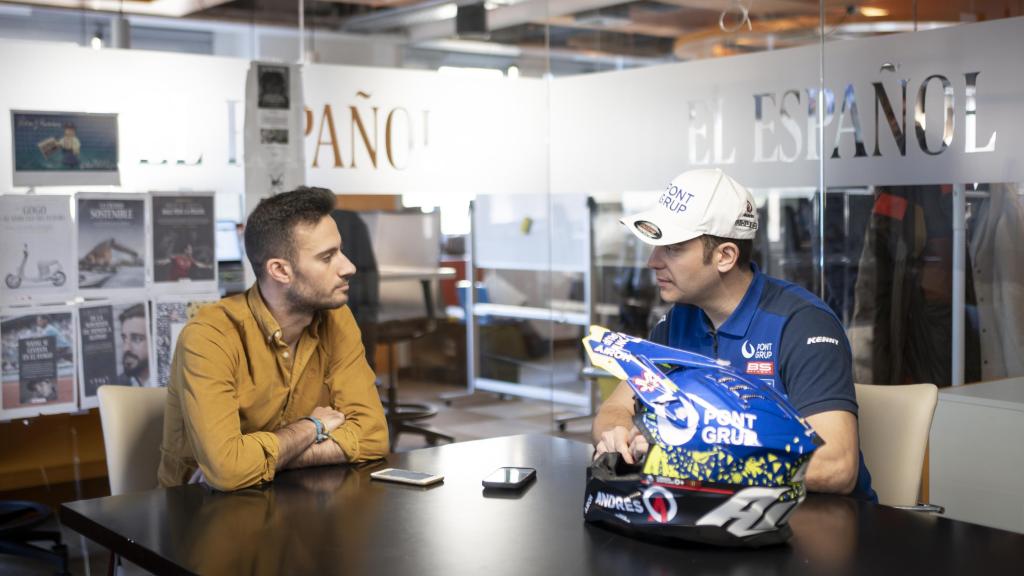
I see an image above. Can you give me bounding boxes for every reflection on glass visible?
[849,185,980,386]
[966,183,1024,382]
[593,198,660,338]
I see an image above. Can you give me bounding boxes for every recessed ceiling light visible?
[859,6,890,18]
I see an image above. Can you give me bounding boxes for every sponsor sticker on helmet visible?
[595,491,645,515]
[696,487,797,538]
[632,371,661,394]
[642,486,678,523]
[656,397,700,446]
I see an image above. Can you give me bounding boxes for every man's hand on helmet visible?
[595,425,650,464]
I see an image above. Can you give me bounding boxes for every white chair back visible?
[97,385,167,495]
[855,383,938,506]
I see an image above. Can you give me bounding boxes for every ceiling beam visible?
[407,0,629,42]
[539,14,684,39]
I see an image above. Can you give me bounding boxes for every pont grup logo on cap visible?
[635,220,662,240]
[658,183,697,214]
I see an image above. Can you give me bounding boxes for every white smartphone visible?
[370,468,444,486]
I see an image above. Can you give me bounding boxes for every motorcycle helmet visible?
[582,326,821,547]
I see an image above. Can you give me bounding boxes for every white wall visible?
[0,39,550,226]
[0,39,248,220]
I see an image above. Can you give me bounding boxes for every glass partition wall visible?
[449,0,1024,441]
[554,0,1024,397]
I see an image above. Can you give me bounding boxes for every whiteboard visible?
[473,193,590,272]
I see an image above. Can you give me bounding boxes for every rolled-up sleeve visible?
[175,323,281,491]
[325,308,389,461]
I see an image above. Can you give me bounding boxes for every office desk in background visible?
[378,265,454,321]
[61,435,1023,576]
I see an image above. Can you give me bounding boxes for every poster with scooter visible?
[152,294,218,388]
[1,307,78,420]
[150,193,217,295]
[0,195,76,306]
[77,299,152,410]
[77,194,148,294]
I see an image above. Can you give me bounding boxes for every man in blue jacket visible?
[592,168,875,500]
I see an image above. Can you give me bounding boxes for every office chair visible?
[333,210,453,448]
[855,383,942,510]
[97,385,167,575]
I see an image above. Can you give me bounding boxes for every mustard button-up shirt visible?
[158,286,388,491]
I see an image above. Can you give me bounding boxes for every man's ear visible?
[715,242,740,274]
[265,258,293,285]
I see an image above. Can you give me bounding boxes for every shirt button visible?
[282,351,290,358]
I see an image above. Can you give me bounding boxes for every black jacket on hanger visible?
[851,185,980,386]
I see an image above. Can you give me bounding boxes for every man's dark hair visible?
[700,235,753,268]
[244,187,336,281]
[118,303,146,324]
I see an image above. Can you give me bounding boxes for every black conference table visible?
[61,434,1023,575]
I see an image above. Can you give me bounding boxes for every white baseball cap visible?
[620,169,758,246]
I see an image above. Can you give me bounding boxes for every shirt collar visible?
[306,309,323,338]
[247,285,286,347]
[246,285,323,346]
[717,262,765,338]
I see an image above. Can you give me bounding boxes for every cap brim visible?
[620,209,702,246]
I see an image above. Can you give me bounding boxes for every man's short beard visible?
[122,354,148,377]
[285,286,323,315]
[286,268,345,314]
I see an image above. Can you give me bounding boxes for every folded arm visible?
[321,308,390,461]
[177,324,290,491]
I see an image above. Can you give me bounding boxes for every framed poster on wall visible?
[0,194,76,306]
[11,111,119,187]
[77,299,152,410]
[1,306,77,420]
[76,193,148,294]
[150,193,217,294]
[152,295,218,388]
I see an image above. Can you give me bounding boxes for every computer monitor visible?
[11,110,120,187]
[215,220,243,262]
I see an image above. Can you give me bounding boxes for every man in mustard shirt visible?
[158,187,389,491]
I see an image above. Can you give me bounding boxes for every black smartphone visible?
[482,467,536,490]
